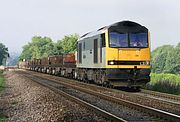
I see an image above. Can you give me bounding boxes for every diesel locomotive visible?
[18,20,151,87]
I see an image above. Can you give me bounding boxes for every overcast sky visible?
[0,0,180,53]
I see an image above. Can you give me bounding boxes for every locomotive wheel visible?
[93,73,97,84]
[100,71,106,85]
[81,73,86,82]
[131,86,141,92]
[102,81,110,87]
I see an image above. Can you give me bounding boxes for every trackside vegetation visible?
[0,43,9,66]
[146,73,180,95]
[19,34,79,60]
[151,43,180,74]
[0,71,5,92]
[0,70,6,122]
[0,112,6,122]
[148,43,180,95]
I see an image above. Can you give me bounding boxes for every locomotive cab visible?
[106,21,151,86]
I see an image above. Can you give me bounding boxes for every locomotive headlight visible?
[109,61,114,65]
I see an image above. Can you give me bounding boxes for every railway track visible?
[20,71,126,122]
[17,70,180,121]
[132,89,180,109]
[22,70,180,115]
[140,89,180,102]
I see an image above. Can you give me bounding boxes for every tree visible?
[151,45,173,73]
[56,34,79,54]
[19,34,79,61]
[151,43,180,74]
[19,43,33,60]
[19,36,56,60]
[164,43,180,74]
[0,43,9,65]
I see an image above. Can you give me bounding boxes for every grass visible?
[0,112,7,122]
[146,73,180,95]
[0,71,5,92]
[0,70,6,122]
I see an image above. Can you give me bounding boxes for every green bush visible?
[0,71,6,122]
[0,112,7,122]
[0,71,5,92]
[147,73,180,95]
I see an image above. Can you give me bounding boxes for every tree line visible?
[0,43,9,66]
[19,34,79,60]
[151,43,180,74]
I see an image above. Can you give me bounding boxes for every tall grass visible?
[0,70,6,122]
[0,112,6,122]
[146,73,180,95]
[0,70,5,92]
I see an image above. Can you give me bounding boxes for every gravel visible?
[30,75,158,122]
[33,71,180,115]
[0,71,107,122]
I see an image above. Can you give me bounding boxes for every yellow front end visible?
[105,31,151,69]
[104,31,151,86]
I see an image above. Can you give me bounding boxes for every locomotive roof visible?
[79,20,148,41]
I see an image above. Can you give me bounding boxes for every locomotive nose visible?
[118,49,141,61]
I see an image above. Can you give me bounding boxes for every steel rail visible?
[141,89,180,101]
